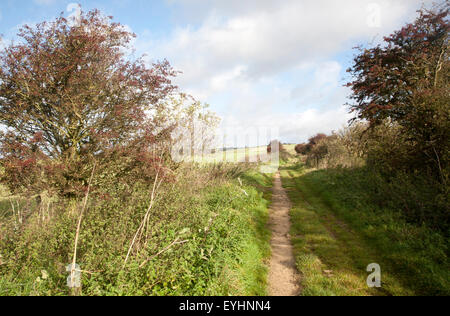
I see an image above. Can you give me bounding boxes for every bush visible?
[304,125,368,169]
[308,134,327,146]
[0,164,271,296]
[295,144,308,155]
[298,122,448,231]
[295,134,328,157]
[347,4,449,183]
[267,140,284,153]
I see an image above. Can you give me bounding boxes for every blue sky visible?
[0,0,434,145]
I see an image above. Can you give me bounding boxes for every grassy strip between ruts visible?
[280,163,449,296]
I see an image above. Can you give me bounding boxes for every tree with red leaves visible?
[267,140,283,154]
[295,144,307,155]
[0,10,178,196]
[347,3,449,179]
[294,133,328,156]
[347,3,448,125]
[308,134,328,146]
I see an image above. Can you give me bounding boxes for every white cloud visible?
[160,0,432,79]
[141,0,434,143]
[0,36,12,51]
[220,104,353,147]
[210,65,248,93]
[265,105,353,143]
[290,61,342,104]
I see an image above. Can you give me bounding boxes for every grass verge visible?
[0,165,273,296]
[280,163,449,296]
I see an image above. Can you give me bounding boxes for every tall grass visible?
[0,164,272,296]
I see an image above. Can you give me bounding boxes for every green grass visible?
[231,169,273,295]
[281,163,449,296]
[0,185,12,219]
[0,166,273,296]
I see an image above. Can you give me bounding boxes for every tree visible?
[347,3,448,124]
[295,133,328,156]
[168,94,221,162]
[346,3,449,178]
[308,133,328,146]
[0,10,178,196]
[295,144,308,155]
[267,140,283,154]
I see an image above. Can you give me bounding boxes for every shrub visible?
[295,144,308,155]
[0,164,271,296]
[267,140,284,153]
[308,134,328,146]
[346,4,449,182]
[0,9,177,197]
[305,124,369,169]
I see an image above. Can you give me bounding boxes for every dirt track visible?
[268,172,301,296]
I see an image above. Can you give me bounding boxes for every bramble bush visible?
[346,4,449,184]
[0,163,271,296]
[297,3,449,232]
[345,3,449,231]
[0,8,270,297]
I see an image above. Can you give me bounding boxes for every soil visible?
[267,172,301,296]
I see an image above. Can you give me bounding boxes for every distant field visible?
[194,144,297,164]
[283,144,296,155]
[197,146,269,163]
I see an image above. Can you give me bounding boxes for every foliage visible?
[297,121,448,231]
[267,140,284,154]
[169,95,221,161]
[294,3,450,232]
[0,9,178,197]
[346,3,450,180]
[308,134,328,146]
[301,125,368,169]
[0,8,270,297]
[295,134,328,156]
[295,144,308,155]
[0,164,271,296]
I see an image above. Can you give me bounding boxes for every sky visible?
[0,0,435,146]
